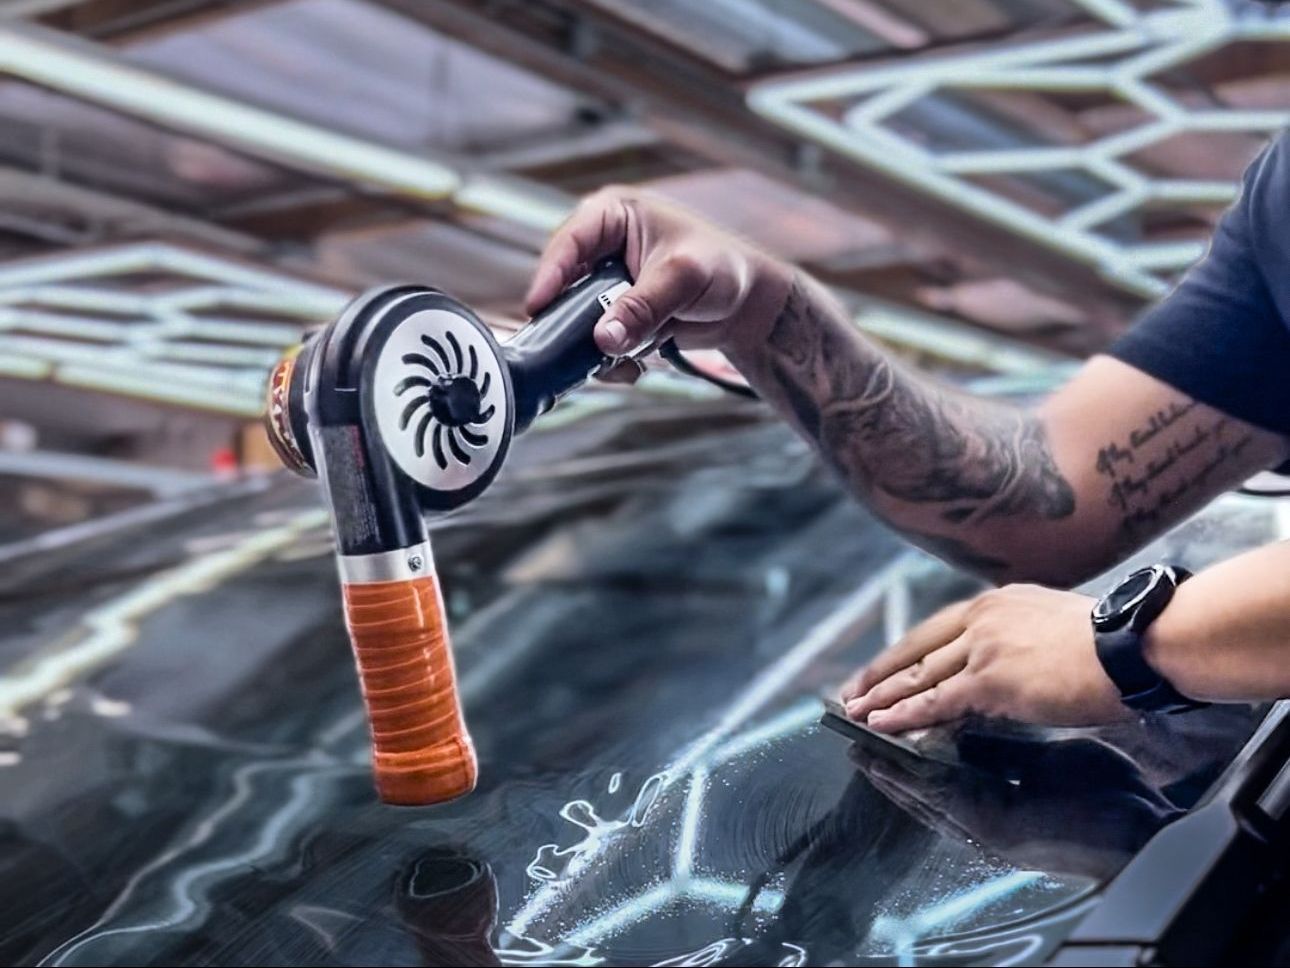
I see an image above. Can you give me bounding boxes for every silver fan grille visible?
[371,307,509,493]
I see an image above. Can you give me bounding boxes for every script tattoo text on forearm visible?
[1095,398,1252,542]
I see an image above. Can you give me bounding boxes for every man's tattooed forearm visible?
[764,278,1075,529]
[1095,401,1253,541]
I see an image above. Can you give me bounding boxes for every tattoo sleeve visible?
[729,274,1076,580]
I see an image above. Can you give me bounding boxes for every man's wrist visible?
[1093,564,1208,713]
[718,254,796,357]
[1140,577,1204,702]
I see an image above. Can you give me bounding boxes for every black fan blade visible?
[394,375,433,396]
[478,371,491,398]
[399,394,429,430]
[413,411,434,458]
[432,423,448,471]
[447,428,472,466]
[446,330,464,372]
[474,404,495,423]
[459,425,487,447]
[468,344,479,380]
[401,353,440,376]
[422,335,452,373]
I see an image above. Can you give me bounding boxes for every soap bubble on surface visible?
[525,771,669,886]
[630,772,665,827]
[525,799,627,885]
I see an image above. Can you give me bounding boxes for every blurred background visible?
[0,0,1285,530]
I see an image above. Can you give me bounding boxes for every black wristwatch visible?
[1092,564,1208,714]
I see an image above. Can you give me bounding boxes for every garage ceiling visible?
[0,0,1282,419]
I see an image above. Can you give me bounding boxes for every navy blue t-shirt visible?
[1109,131,1290,442]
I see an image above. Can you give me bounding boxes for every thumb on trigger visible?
[596,317,631,356]
[594,281,653,354]
[593,257,697,355]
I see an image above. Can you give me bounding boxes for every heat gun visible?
[264,257,634,805]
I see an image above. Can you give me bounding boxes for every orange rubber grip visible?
[342,576,477,806]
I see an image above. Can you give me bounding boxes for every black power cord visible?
[1239,485,1290,498]
[658,338,759,399]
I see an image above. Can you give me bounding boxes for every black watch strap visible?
[1094,566,1208,714]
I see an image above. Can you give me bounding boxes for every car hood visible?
[0,397,1274,966]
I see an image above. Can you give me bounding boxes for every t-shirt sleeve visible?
[1107,132,1290,439]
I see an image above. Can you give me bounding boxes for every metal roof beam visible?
[379,0,1140,324]
[0,164,261,252]
[0,19,579,234]
[6,0,287,44]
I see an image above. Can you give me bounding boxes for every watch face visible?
[1093,567,1159,627]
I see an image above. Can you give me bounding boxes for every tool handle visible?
[504,255,633,432]
[342,575,477,805]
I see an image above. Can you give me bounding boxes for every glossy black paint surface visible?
[0,398,1273,966]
